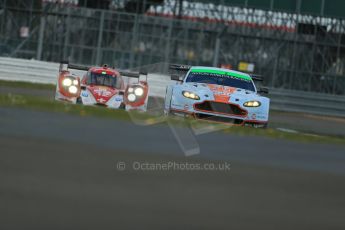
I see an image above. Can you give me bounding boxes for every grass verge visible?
[0,80,55,90]
[0,93,344,145]
[0,93,133,121]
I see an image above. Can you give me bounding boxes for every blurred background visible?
[1,0,345,95]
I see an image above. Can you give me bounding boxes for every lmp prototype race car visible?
[55,62,149,111]
[164,65,270,127]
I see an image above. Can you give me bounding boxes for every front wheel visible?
[244,122,268,129]
[76,97,83,104]
[163,107,172,116]
[119,103,126,110]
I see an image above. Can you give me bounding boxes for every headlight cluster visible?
[243,101,261,107]
[62,77,79,95]
[127,86,145,102]
[182,91,200,100]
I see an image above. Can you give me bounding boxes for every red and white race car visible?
[55,62,149,111]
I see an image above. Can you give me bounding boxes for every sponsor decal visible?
[81,91,88,97]
[98,98,107,103]
[207,84,236,96]
[94,88,112,97]
[251,114,257,119]
[206,84,236,102]
[214,94,230,103]
[115,97,122,102]
[191,68,252,81]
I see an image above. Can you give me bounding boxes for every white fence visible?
[0,57,344,117]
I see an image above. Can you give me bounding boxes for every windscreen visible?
[186,69,255,92]
[87,72,117,88]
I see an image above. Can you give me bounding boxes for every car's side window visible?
[86,71,91,84]
[116,76,123,89]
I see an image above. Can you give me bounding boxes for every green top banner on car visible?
[190,68,252,81]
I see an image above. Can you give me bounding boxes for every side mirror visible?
[171,74,182,82]
[258,87,269,94]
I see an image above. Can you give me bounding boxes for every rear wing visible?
[251,74,263,82]
[59,61,89,72]
[169,64,191,72]
[250,74,263,82]
[68,64,89,71]
[119,71,148,79]
[59,61,147,79]
[169,64,191,81]
[119,70,148,82]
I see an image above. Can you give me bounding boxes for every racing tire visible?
[164,93,172,116]
[253,123,268,129]
[244,122,268,129]
[164,107,172,116]
[76,97,83,104]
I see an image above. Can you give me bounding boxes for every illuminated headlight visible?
[182,91,200,100]
[243,101,261,107]
[73,79,79,85]
[134,87,144,96]
[127,94,136,102]
[128,87,134,93]
[68,85,78,94]
[62,78,72,87]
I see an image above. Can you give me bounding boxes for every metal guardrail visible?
[0,57,344,118]
[269,89,345,117]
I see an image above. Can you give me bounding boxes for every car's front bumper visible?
[170,100,269,126]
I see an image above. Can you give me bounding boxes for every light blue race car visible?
[164,65,270,128]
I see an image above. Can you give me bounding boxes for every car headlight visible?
[73,79,79,85]
[127,94,136,102]
[182,91,200,100]
[243,101,261,107]
[62,78,72,87]
[68,85,78,94]
[134,87,144,96]
[128,87,134,93]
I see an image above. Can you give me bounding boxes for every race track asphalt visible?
[1,107,345,229]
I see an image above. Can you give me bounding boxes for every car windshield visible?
[186,70,256,92]
[87,72,117,88]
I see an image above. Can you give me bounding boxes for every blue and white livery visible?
[164,66,270,127]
